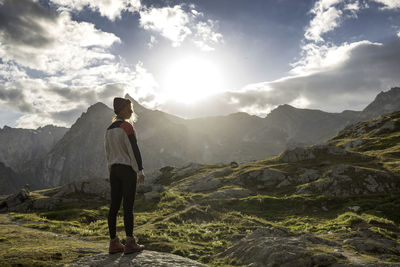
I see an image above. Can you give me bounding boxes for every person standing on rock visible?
[104,97,145,254]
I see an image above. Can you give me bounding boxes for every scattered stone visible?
[159,166,174,173]
[343,139,365,151]
[230,161,239,168]
[348,206,361,212]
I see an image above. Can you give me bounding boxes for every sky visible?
[0,0,400,129]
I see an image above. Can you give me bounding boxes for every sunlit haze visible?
[162,57,224,103]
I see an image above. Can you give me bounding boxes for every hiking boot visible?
[124,236,144,254]
[109,236,125,254]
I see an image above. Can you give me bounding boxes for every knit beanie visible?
[113,97,131,115]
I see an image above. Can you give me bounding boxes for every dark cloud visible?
[0,0,57,48]
[48,106,86,125]
[0,86,34,112]
[53,86,97,104]
[268,39,400,112]
[97,83,126,99]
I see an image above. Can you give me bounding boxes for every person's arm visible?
[120,122,144,174]
[128,131,144,174]
[104,132,111,173]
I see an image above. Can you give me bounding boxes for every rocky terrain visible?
[0,124,68,172]
[1,109,400,266]
[3,86,399,192]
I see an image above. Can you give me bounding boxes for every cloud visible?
[49,0,141,20]
[0,86,34,113]
[0,0,121,74]
[0,0,161,128]
[224,39,400,116]
[372,0,400,9]
[305,0,343,42]
[147,35,158,49]
[193,20,224,51]
[139,5,192,47]
[138,4,223,50]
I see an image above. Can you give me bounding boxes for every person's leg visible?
[108,165,123,240]
[121,166,137,237]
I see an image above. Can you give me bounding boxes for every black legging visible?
[108,164,137,239]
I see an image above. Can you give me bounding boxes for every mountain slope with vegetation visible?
[1,110,400,266]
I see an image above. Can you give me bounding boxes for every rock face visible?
[53,178,111,200]
[0,125,68,172]
[264,104,359,148]
[22,103,114,187]
[6,87,400,190]
[67,250,207,267]
[0,162,24,195]
[359,87,400,121]
[220,226,400,267]
[219,226,343,267]
[0,188,30,212]
[278,147,316,162]
[296,164,400,197]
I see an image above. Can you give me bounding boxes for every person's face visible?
[120,104,132,119]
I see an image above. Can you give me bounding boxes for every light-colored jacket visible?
[104,119,144,174]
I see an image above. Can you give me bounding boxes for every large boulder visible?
[296,165,400,196]
[279,147,315,162]
[53,178,110,200]
[219,226,341,267]
[237,168,287,189]
[0,188,30,212]
[68,250,207,267]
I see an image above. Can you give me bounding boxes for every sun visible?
[163,56,224,103]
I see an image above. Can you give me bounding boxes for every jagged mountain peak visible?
[124,93,147,114]
[375,86,400,99]
[359,86,400,121]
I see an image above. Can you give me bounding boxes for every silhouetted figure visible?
[104,97,145,254]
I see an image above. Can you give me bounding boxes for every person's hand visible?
[137,170,145,184]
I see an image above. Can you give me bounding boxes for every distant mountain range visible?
[1,86,399,194]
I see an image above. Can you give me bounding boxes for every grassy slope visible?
[1,111,400,266]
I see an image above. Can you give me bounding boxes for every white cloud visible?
[139,4,223,50]
[0,4,120,74]
[305,0,343,42]
[373,0,400,9]
[139,5,192,47]
[290,40,381,75]
[0,0,161,128]
[49,0,141,20]
[193,20,223,51]
[147,35,158,49]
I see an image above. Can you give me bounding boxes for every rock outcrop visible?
[219,226,400,266]
[67,250,206,267]
[0,125,68,172]
[296,164,400,196]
